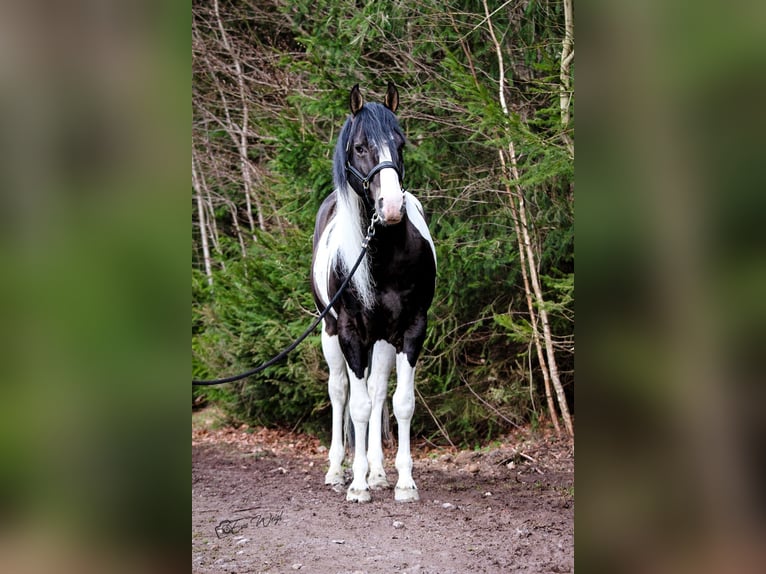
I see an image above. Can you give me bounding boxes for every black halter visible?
[345,160,404,212]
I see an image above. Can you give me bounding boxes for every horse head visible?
[340,83,406,225]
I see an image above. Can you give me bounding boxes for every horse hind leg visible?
[322,328,347,489]
[366,341,396,490]
[393,352,419,502]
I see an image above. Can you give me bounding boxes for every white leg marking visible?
[346,367,372,502]
[367,341,395,489]
[322,329,347,487]
[393,352,419,502]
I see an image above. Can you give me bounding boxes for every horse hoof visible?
[368,472,390,490]
[395,486,420,502]
[346,487,371,502]
[324,471,345,487]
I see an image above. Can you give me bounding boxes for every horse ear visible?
[349,84,364,116]
[383,82,399,113]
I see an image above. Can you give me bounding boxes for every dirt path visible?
[192,409,574,573]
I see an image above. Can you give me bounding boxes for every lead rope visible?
[192,212,381,386]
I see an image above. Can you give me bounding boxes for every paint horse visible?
[311,84,436,502]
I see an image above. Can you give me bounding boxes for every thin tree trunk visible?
[229,201,247,259]
[201,174,222,261]
[499,148,560,435]
[560,0,574,156]
[192,152,213,287]
[507,140,573,436]
[193,144,226,270]
[247,163,267,232]
[483,0,573,436]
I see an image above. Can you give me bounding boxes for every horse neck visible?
[335,186,376,308]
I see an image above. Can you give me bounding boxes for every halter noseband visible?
[345,160,404,212]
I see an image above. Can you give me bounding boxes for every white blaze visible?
[377,145,403,224]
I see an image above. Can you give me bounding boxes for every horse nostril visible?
[378,197,384,208]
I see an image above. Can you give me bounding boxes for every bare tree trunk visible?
[228,201,247,259]
[499,148,560,435]
[193,141,226,270]
[507,140,573,437]
[560,0,574,156]
[248,163,267,232]
[483,0,573,436]
[192,152,213,287]
[201,175,222,261]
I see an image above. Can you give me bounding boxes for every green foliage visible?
[193,223,336,436]
[192,0,574,446]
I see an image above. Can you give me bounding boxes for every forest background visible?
[192,0,575,445]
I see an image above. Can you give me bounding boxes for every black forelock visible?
[333,103,405,194]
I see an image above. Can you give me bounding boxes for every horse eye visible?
[354,144,366,155]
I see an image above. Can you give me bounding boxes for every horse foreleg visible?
[393,352,419,501]
[322,330,347,487]
[366,341,395,489]
[346,369,372,502]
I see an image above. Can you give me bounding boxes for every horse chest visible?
[366,259,428,341]
[371,248,425,317]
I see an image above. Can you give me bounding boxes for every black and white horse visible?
[311,84,436,502]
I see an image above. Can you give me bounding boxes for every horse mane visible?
[329,103,406,310]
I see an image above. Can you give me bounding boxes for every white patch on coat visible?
[404,192,437,268]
